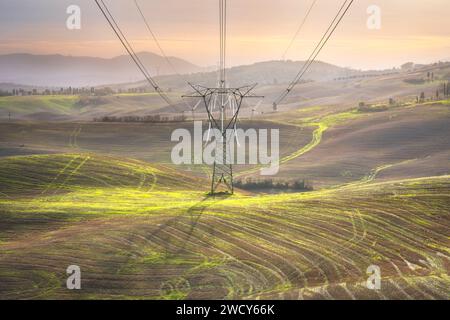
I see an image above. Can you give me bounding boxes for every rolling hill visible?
[0,154,448,299]
[0,60,449,300]
[259,100,450,187]
[0,52,204,87]
[1,61,449,121]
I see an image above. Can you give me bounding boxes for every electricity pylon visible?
[183,0,263,195]
[184,83,261,194]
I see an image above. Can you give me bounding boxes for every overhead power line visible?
[282,0,318,60]
[133,0,183,78]
[133,0,204,113]
[219,0,227,88]
[274,0,354,107]
[94,0,173,106]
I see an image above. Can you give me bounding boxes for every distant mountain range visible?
[2,52,448,90]
[0,52,205,87]
[0,52,370,90]
[150,60,357,89]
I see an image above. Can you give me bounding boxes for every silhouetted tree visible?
[420,92,425,102]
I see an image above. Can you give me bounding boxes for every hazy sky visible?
[0,0,449,69]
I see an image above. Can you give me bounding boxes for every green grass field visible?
[0,154,448,299]
[0,90,449,300]
[0,95,79,115]
[0,93,184,120]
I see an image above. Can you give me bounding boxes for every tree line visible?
[234,178,313,191]
[0,85,157,97]
[93,114,187,123]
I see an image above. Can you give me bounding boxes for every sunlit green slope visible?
[0,154,448,299]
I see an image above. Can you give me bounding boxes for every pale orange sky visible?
[1,0,449,69]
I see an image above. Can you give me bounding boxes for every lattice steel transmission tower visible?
[184,84,261,194]
[183,0,262,195]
